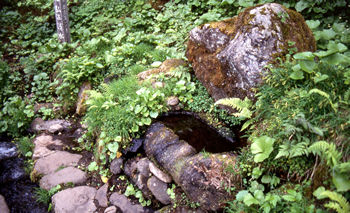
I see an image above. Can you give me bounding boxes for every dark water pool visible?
[157,113,244,153]
[0,140,48,213]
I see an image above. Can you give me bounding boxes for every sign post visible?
[54,0,71,43]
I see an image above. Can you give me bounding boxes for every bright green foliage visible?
[251,136,275,163]
[215,97,253,119]
[314,187,350,213]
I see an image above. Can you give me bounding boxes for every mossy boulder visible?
[186,3,316,101]
[144,122,240,211]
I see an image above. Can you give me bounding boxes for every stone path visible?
[29,119,172,213]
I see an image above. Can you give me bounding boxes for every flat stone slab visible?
[52,186,97,213]
[34,151,82,175]
[40,167,87,190]
[109,192,153,213]
[32,134,64,160]
[0,194,9,213]
[31,118,71,134]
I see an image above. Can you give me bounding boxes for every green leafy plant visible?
[314,187,350,213]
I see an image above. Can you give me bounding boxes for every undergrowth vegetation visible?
[0,0,349,212]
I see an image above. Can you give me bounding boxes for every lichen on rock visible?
[186,3,316,101]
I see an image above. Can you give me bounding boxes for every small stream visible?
[0,140,48,213]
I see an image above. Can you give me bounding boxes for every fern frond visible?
[308,141,341,167]
[215,97,253,118]
[324,202,343,213]
[322,191,350,213]
[337,162,350,173]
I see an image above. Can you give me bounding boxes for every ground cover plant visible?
[0,0,349,211]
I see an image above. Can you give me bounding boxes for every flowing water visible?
[0,140,48,213]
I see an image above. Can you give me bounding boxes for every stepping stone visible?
[52,186,97,213]
[147,176,171,205]
[0,194,9,213]
[40,167,87,190]
[34,151,82,175]
[109,192,153,213]
[31,118,71,134]
[95,183,108,207]
[32,134,64,160]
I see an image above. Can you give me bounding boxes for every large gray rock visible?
[95,183,108,207]
[144,122,240,211]
[0,142,17,161]
[31,118,71,134]
[39,167,87,190]
[52,186,97,213]
[109,193,153,213]
[0,194,9,213]
[32,134,64,160]
[186,3,316,101]
[33,151,82,175]
[147,176,171,205]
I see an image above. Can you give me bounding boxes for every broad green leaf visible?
[96,63,104,68]
[290,70,304,80]
[327,42,348,53]
[107,142,119,153]
[254,190,264,201]
[306,20,320,29]
[243,193,259,206]
[295,0,309,12]
[322,53,350,65]
[150,111,158,118]
[251,136,275,163]
[261,175,271,184]
[236,190,249,201]
[293,52,314,60]
[313,186,327,199]
[319,29,336,40]
[132,125,139,132]
[299,60,317,73]
[135,105,142,114]
[332,172,350,192]
[252,167,263,179]
[313,73,329,83]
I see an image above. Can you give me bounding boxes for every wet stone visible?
[32,134,64,160]
[104,206,117,213]
[149,162,172,183]
[147,176,171,205]
[0,142,17,161]
[0,194,9,213]
[34,151,82,176]
[95,183,108,207]
[52,186,97,213]
[110,158,124,175]
[109,192,153,213]
[40,167,87,190]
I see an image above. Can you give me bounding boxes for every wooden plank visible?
[54,0,71,43]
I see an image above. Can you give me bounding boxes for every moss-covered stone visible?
[186,3,316,101]
[144,122,240,211]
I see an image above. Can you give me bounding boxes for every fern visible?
[215,97,253,118]
[275,140,310,159]
[308,141,341,167]
[321,190,350,213]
